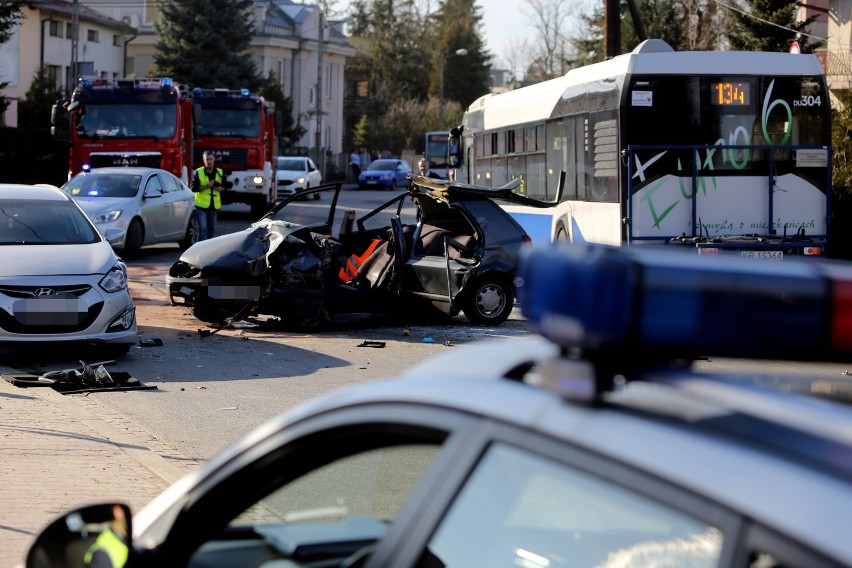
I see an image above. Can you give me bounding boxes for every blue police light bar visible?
[517,243,852,362]
[241,88,250,96]
[81,164,91,172]
[161,78,172,87]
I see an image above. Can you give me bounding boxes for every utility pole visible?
[70,0,79,93]
[315,10,324,177]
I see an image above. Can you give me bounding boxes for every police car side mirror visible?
[26,503,133,568]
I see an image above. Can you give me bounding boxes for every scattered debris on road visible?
[3,360,157,394]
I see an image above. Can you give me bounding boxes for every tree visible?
[18,67,64,129]
[348,0,432,106]
[0,1,23,44]
[571,0,730,65]
[151,0,261,90]
[830,95,852,259]
[351,114,372,150]
[0,2,24,120]
[430,0,491,116]
[259,71,306,150]
[522,0,575,80]
[726,0,822,53]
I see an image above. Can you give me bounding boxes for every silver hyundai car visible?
[0,184,137,356]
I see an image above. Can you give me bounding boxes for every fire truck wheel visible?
[123,219,144,258]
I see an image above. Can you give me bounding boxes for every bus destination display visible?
[712,81,750,106]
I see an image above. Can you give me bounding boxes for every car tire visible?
[313,190,321,200]
[123,219,144,258]
[390,180,397,191]
[462,274,514,325]
[179,214,200,250]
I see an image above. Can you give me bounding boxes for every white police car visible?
[24,243,852,567]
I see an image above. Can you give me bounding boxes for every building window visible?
[66,23,73,39]
[325,63,332,99]
[309,85,316,107]
[113,34,120,47]
[46,66,61,90]
[49,21,62,38]
[356,80,368,98]
[87,29,99,42]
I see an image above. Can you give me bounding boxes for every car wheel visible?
[313,189,321,200]
[123,219,144,258]
[462,274,514,325]
[179,214,200,250]
[390,180,397,191]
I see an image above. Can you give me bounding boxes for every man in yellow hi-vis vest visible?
[83,504,129,567]
[191,150,229,240]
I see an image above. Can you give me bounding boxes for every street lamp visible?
[439,48,468,130]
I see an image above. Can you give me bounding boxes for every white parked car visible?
[276,156,322,201]
[0,184,137,356]
[61,167,198,257]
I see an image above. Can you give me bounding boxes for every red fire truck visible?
[191,88,279,218]
[53,77,194,182]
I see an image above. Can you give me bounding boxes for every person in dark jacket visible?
[418,158,443,179]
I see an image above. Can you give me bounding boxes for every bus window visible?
[491,158,508,186]
[526,154,547,200]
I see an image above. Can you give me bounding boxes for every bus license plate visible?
[741,251,783,260]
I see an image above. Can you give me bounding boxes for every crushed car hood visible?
[1,243,117,277]
[176,220,304,276]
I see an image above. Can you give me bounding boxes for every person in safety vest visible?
[191,150,229,240]
[83,504,129,568]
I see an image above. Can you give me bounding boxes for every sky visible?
[476,0,531,68]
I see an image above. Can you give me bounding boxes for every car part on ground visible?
[166,176,556,329]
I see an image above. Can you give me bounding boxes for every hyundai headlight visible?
[100,262,129,293]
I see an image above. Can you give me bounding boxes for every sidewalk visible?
[0,366,200,568]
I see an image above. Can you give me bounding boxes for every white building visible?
[1,0,355,157]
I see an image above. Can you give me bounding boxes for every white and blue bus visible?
[424,130,451,178]
[449,39,832,258]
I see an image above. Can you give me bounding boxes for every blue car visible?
[357,159,412,190]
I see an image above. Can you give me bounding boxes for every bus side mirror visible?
[448,127,462,168]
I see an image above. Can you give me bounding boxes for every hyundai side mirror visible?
[26,503,132,568]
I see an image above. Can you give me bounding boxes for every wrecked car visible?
[166,176,559,328]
